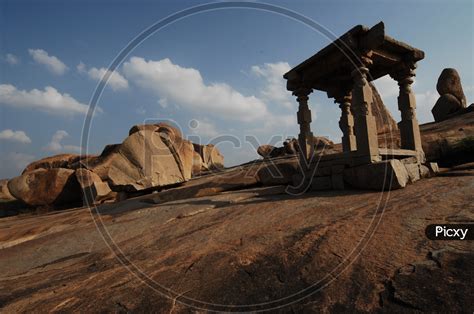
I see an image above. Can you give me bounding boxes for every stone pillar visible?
[336,92,357,152]
[351,65,379,162]
[392,63,423,154]
[294,87,314,164]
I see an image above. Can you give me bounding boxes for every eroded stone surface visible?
[0,166,472,312]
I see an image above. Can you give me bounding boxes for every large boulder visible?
[432,93,464,122]
[257,139,299,159]
[7,168,82,206]
[257,145,277,158]
[370,82,399,134]
[75,168,115,205]
[129,122,182,139]
[313,136,334,149]
[436,68,467,107]
[131,123,220,178]
[163,135,195,181]
[89,129,187,192]
[192,150,204,176]
[193,143,224,171]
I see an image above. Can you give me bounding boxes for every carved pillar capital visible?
[293,86,313,101]
[390,62,417,91]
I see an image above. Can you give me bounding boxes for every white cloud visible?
[158,98,168,108]
[251,62,293,109]
[415,89,438,123]
[135,106,146,115]
[249,113,296,136]
[77,62,129,91]
[373,75,399,99]
[28,49,68,75]
[123,57,268,122]
[0,153,36,175]
[0,129,31,144]
[77,61,86,73]
[43,130,81,153]
[190,120,219,137]
[5,53,19,65]
[0,84,91,116]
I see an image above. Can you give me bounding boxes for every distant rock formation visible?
[432,68,468,122]
[2,123,224,209]
[437,68,467,107]
[257,137,335,159]
[369,82,399,134]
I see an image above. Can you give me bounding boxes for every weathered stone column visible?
[391,63,423,154]
[336,92,357,152]
[351,64,379,162]
[294,87,314,164]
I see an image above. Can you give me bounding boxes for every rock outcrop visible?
[369,82,399,134]
[257,144,278,158]
[192,143,224,172]
[432,68,468,122]
[436,68,467,107]
[75,168,116,205]
[7,168,82,207]
[313,136,334,149]
[1,163,472,312]
[4,123,224,209]
[89,129,188,192]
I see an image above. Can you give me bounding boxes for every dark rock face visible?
[436,68,467,107]
[256,158,299,186]
[313,136,334,149]
[432,68,469,122]
[257,144,277,158]
[432,93,464,122]
[381,249,474,312]
[75,168,115,205]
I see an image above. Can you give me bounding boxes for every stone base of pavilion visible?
[292,149,439,191]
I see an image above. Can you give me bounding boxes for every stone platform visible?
[292,149,438,191]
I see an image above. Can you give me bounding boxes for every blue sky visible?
[1,0,473,178]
